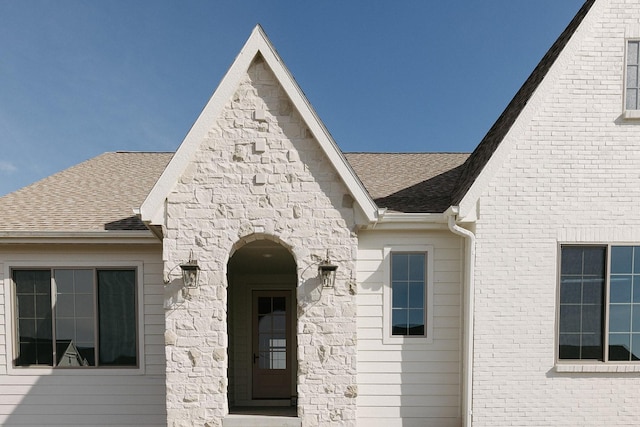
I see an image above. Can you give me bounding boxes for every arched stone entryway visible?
[226,237,298,413]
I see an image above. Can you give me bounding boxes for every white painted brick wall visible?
[163,56,358,426]
[472,1,640,425]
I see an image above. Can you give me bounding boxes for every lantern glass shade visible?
[180,261,200,288]
[318,261,338,287]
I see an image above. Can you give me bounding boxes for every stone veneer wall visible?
[163,55,359,427]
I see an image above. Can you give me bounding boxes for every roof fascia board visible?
[456,0,600,219]
[140,25,378,226]
[0,231,159,245]
[363,212,449,231]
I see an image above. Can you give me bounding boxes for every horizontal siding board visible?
[356,405,459,418]
[358,383,460,396]
[356,231,462,424]
[358,394,458,407]
[358,372,460,385]
[355,417,461,427]
[0,245,166,426]
[358,361,460,374]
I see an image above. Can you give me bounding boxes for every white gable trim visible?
[140,25,378,227]
[456,1,602,220]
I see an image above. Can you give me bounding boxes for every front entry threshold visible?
[224,407,300,427]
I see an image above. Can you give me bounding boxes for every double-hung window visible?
[625,40,640,117]
[13,268,138,368]
[383,246,433,344]
[391,253,427,336]
[559,245,640,362]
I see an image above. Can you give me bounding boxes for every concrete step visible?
[223,414,302,427]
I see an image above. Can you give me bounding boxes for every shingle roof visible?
[0,152,173,232]
[0,151,467,232]
[451,0,596,205]
[344,153,469,213]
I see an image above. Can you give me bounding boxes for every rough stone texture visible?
[163,55,358,426]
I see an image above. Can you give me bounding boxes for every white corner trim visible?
[140,25,379,226]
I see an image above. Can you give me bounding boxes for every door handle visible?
[253,353,259,364]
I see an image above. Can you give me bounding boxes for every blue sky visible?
[0,1,586,196]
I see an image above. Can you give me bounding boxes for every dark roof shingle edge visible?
[451,0,597,205]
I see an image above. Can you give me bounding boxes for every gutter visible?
[445,206,476,427]
[0,230,159,245]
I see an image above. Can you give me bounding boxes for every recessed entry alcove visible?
[226,238,299,422]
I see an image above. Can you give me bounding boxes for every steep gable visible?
[140,25,378,228]
[452,0,597,218]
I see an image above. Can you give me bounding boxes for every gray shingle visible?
[0,152,173,231]
[345,153,469,213]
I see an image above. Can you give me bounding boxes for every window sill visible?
[622,109,640,119]
[555,363,640,373]
[382,335,434,345]
[7,366,144,376]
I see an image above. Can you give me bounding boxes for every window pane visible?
[559,333,580,359]
[583,248,606,276]
[609,333,632,361]
[54,270,95,367]
[634,276,640,303]
[392,282,408,309]
[408,254,425,281]
[581,304,601,333]
[408,309,425,335]
[627,89,638,110]
[561,247,584,275]
[611,246,633,274]
[609,304,631,333]
[581,333,603,359]
[610,275,632,303]
[582,278,604,305]
[13,270,53,366]
[629,41,639,66]
[559,305,580,333]
[408,282,425,309]
[98,270,137,366]
[632,333,640,361]
[560,277,581,304]
[392,309,408,335]
[392,254,409,281]
[627,65,638,88]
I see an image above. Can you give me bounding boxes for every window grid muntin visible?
[627,40,640,110]
[608,246,640,361]
[558,244,640,363]
[391,252,426,336]
[558,246,606,360]
[12,267,138,368]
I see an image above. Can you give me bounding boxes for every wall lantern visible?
[164,251,201,289]
[318,255,338,288]
[180,257,200,289]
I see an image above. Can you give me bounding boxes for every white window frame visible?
[556,243,640,373]
[382,245,434,345]
[623,38,640,119]
[4,260,146,375]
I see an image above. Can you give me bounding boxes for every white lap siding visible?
[356,230,463,427]
[0,244,166,426]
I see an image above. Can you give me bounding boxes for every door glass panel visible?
[257,296,287,370]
